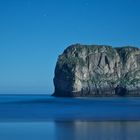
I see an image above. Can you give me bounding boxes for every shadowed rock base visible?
[53,88,140,97]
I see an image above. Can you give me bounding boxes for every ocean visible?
[0,93,140,140]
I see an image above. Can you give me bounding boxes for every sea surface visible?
[0,93,140,140]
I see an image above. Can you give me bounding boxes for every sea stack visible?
[53,44,140,97]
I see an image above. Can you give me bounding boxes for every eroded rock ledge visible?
[53,44,140,97]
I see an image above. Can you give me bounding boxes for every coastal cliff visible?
[53,44,140,97]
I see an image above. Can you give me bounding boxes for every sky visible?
[0,0,140,94]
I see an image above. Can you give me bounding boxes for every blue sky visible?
[0,0,140,93]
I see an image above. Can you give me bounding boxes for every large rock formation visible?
[53,44,140,97]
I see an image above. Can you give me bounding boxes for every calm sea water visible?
[0,93,140,140]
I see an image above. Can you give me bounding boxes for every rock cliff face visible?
[53,44,140,97]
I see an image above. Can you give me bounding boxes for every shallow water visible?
[0,94,140,140]
[0,121,140,140]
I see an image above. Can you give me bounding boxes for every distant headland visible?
[53,44,140,97]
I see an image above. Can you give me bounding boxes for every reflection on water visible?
[0,121,140,140]
[55,121,140,140]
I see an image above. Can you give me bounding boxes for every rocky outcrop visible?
[53,44,140,97]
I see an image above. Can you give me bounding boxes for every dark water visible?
[0,94,140,140]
